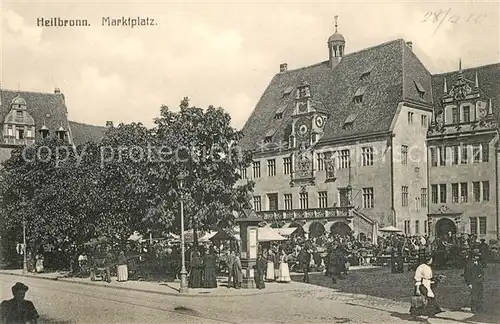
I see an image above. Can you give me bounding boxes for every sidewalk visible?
[0,269,308,298]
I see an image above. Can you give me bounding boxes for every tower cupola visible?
[328,15,345,69]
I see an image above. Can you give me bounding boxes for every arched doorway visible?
[435,218,457,237]
[330,222,352,237]
[309,222,325,238]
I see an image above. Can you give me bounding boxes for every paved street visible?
[1,264,498,324]
[0,274,417,324]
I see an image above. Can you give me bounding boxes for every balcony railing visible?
[256,206,354,221]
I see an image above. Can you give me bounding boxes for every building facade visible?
[239,23,500,241]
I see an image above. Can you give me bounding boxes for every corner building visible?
[239,24,500,242]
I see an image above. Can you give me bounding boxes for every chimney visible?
[106,121,114,128]
[279,63,288,73]
[406,41,413,50]
[54,87,61,94]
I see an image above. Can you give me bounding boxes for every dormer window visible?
[56,126,67,141]
[274,104,287,119]
[264,136,272,143]
[343,113,357,130]
[39,125,49,139]
[353,86,367,103]
[263,127,277,144]
[414,80,426,99]
[282,86,294,98]
[360,66,373,81]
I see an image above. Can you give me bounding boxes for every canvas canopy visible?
[379,226,402,232]
[257,227,287,242]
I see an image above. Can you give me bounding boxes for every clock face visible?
[296,118,310,140]
[315,116,324,128]
[298,102,307,113]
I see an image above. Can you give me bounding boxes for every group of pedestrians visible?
[188,247,221,289]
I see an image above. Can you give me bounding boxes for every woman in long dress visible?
[189,251,202,288]
[410,255,443,319]
[116,251,128,282]
[35,253,44,273]
[265,250,275,281]
[202,248,218,288]
[277,250,291,283]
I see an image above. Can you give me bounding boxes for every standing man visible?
[226,250,236,288]
[0,282,39,324]
[464,249,484,313]
[478,239,489,267]
[298,247,311,283]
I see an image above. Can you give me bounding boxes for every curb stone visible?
[0,271,303,298]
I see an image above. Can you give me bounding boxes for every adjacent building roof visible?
[240,39,433,151]
[0,89,70,141]
[431,63,500,122]
[69,121,108,146]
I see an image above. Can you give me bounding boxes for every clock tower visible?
[289,80,329,187]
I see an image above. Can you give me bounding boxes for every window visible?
[461,145,468,164]
[353,95,363,104]
[473,182,481,202]
[339,150,350,169]
[452,183,459,203]
[274,113,283,120]
[421,115,428,127]
[325,156,336,179]
[452,107,459,124]
[253,196,261,211]
[362,188,374,209]
[415,220,420,235]
[408,112,414,124]
[7,125,13,137]
[240,167,247,179]
[252,161,261,178]
[439,184,447,203]
[421,188,427,207]
[318,191,328,208]
[268,193,278,211]
[473,145,481,163]
[424,220,428,234]
[479,217,487,235]
[431,185,438,204]
[316,153,325,171]
[16,129,24,140]
[402,186,409,207]
[26,128,32,138]
[470,217,477,235]
[430,147,437,166]
[267,159,276,176]
[299,192,308,209]
[283,157,291,175]
[404,220,411,235]
[460,182,468,203]
[284,194,293,210]
[362,147,373,166]
[414,81,426,99]
[463,106,470,122]
[470,217,487,235]
[482,181,490,201]
[451,146,459,165]
[438,146,446,166]
[481,143,489,162]
[401,145,408,165]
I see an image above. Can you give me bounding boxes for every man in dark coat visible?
[464,249,484,313]
[478,239,489,267]
[298,248,311,283]
[0,282,39,324]
[254,251,266,289]
[226,250,236,288]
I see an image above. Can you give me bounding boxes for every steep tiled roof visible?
[431,63,500,122]
[0,89,70,141]
[240,39,432,151]
[68,121,108,146]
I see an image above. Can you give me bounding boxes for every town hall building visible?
[238,19,500,242]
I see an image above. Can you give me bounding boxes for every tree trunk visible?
[193,216,199,251]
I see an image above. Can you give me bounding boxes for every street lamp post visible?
[176,173,188,293]
[19,200,28,275]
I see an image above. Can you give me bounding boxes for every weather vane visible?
[334,15,338,32]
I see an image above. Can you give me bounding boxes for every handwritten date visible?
[422,8,487,35]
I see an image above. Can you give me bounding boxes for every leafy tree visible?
[153,98,254,247]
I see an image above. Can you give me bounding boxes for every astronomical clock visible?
[289,80,329,187]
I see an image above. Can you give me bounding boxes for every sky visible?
[1,0,499,130]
